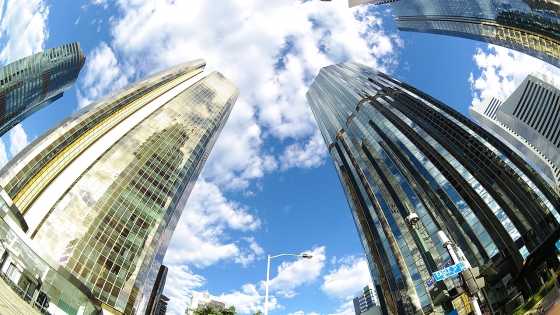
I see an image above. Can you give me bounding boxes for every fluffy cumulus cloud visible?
[0,0,49,64]
[79,0,400,189]
[164,180,261,268]
[76,42,129,108]
[280,129,328,170]
[322,256,373,315]
[289,311,320,315]
[469,45,560,112]
[267,246,326,298]
[218,283,279,314]
[75,0,400,314]
[8,124,29,157]
[163,265,206,314]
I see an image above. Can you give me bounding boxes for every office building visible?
[307,63,560,314]
[0,59,238,314]
[154,295,169,315]
[0,43,85,136]
[146,265,168,315]
[470,75,560,191]
[351,0,560,68]
[353,285,381,315]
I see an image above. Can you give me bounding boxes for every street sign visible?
[432,261,466,282]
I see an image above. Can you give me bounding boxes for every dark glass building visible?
[307,63,560,314]
[0,43,85,136]
[352,0,560,68]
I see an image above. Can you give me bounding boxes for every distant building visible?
[350,0,560,68]
[154,295,169,315]
[0,42,85,136]
[470,76,560,191]
[146,265,169,315]
[353,285,381,315]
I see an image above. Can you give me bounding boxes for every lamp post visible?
[264,252,313,315]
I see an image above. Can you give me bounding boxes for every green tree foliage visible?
[193,304,236,315]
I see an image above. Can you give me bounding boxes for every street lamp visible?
[264,252,313,315]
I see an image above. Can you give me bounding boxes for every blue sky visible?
[0,0,559,314]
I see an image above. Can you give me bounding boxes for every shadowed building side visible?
[307,62,560,314]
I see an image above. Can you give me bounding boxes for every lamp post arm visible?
[269,253,303,259]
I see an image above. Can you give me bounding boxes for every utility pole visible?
[437,231,484,315]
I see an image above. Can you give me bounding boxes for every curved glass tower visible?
[352,0,560,68]
[0,60,238,314]
[307,63,560,314]
[0,43,85,136]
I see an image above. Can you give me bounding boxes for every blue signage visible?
[432,261,466,282]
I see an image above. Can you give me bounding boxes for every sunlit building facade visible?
[0,60,238,314]
[470,75,560,191]
[0,42,85,136]
[307,63,560,314]
[353,0,560,68]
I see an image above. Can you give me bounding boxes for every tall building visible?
[351,0,560,68]
[307,63,560,314]
[470,75,560,191]
[0,43,85,136]
[353,285,381,315]
[0,60,238,314]
[146,265,169,315]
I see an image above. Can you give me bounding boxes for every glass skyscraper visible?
[0,60,238,314]
[307,63,560,314]
[352,0,560,68]
[0,43,85,136]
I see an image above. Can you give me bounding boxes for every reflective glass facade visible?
[358,0,560,68]
[0,60,238,314]
[0,43,85,136]
[307,63,560,314]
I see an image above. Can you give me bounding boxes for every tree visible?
[253,311,263,315]
[193,304,236,315]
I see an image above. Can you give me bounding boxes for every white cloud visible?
[80,0,400,189]
[322,256,373,315]
[469,45,560,112]
[8,124,29,157]
[82,1,400,314]
[76,42,129,108]
[327,300,356,315]
[164,180,261,268]
[289,311,320,315]
[267,246,326,298]
[322,256,371,300]
[0,139,9,169]
[218,283,279,314]
[162,265,206,315]
[90,0,109,10]
[0,0,49,65]
[280,130,328,170]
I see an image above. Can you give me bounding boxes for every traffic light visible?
[462,267,485,295]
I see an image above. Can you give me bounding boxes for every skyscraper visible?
[307,63,560,314]
[351,0,560,68]
[0,43,85,136]
[470,75,560,191]
[0,60,238,314]
[353,285,381,315]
